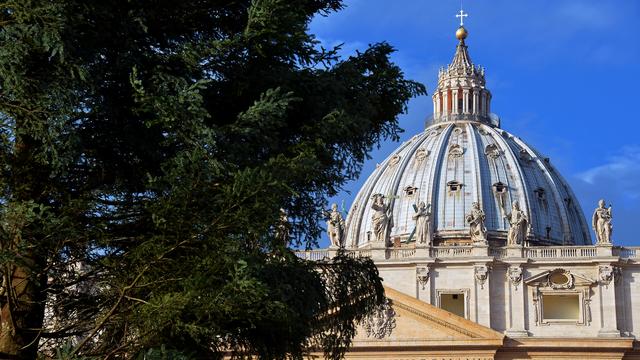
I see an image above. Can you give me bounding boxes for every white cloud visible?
[577,146,640,199]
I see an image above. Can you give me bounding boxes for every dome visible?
[343,27,591,248]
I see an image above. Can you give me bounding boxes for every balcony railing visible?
[294,245,640,262]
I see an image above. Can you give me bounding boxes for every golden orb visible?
[456,26,468,40]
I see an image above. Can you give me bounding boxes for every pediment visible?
[351,286,504,348]
[524,268,596,289]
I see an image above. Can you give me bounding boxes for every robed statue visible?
[276,208,290,245]
[592,199,612,244]
[466,202,487,244]
[412,201,432,245]
[371,194,393,246]
[326,203,345,248]
[504,200,528,246]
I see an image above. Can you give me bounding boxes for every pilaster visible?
[597,263,621,337]
[505,262,528,337]
[474,264,491,327]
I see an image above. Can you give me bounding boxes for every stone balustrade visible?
[293,245,640,262]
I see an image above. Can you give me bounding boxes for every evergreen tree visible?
[0,1,424,358]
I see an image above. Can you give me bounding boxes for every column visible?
[473,91,479,115]
[481,93,487,116]
[443,91,449,117]
[463,90,470,114]
[451,89,458,114]
[432,98,437,118]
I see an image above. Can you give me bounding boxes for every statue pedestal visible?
[596,244,613,257]
[506,246,523,258]
[370,244,387,261]
[415,244,431,259]
[471,244,489,257]
[327,247,339,260]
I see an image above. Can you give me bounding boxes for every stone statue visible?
[505,200,528,246]
[412,201,432,245]
[276,208,289,245]
[465,202,487,244]
[371,194,393,246]
[326,203,345,248]
[592,199,612,244]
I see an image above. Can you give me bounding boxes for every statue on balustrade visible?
[326,203,345,248]
[505,200,528,246]
[412,201,432,245]
[276,208,290,246]
[371,194,393,246]
[466,202,487,244]
[592,199,613,244]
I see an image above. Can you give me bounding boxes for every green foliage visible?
[0,0,425,358]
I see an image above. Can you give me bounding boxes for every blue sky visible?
[312,0,640,247]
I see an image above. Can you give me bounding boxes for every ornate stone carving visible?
[363,299,396,339]
[325,203,345,248]
[547,269,574,290]
[592,199,613,244]
[371,194,393,246]
[448,143,464,158]
[414,148,430,162]
[389,154,401,166]
[507,266,523,290]
[474,265,490,289]
[485,143,501,159]
[598,265,620,288]
[412,202,432,245]
[416,266,430,290]
[503,200,528,246]
[584,297,592,324]
[466,202,487,244]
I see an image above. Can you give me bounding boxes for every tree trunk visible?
[0,128,49,359]
[0,264,46,359]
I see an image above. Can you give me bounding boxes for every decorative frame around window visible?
[525,268,596,327]
[532,288,591,326]
[447,180,463,194]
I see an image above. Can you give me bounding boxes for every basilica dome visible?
[344,28,591,248]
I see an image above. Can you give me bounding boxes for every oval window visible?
[550,272,569,285]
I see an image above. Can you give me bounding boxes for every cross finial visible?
[456,9,468,26]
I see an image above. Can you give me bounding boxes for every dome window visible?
[447,181,463,193]
[535,188,546,201]
[519,149,532,162]
[389,155,401,166]
[492,182,507,194]
[485,144,501,159]
[404,186,418,197]
[448,144,464,158]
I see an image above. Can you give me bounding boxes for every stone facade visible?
[299,21,640,359]
[299,245,640,358]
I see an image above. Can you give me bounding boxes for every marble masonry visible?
[301,15,640,360]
